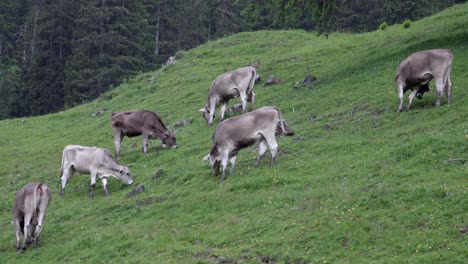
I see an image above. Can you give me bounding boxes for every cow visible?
[199,65,258,126]
[203,106,294,181]
[111,110,177,158]
[12,182,51,251]
[395,49,453,112]
[59,145,133,198]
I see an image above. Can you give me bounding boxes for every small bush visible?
[379,21,388,31]
[175,50,186,59]
[403,19,412,28]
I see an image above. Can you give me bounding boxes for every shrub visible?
[379,21,388,31]
[403,19,412,28]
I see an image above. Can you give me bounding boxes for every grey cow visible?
[203,106,294,181]
[396,49,453,112]
[12,182,51,251]
[59,145,133,198]
[199,65,258,125]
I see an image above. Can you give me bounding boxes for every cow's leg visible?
[89,171,97,199]
[435,79,445,107]
[143,134,149,153]
[60,166,73,197]
[113,129,124,158]
[239,90,247,113]
[219,103,227,121]
[208,99,217,126]
[406,89,419,111]
[445,78,452,105]
[13,219,22,250]
[229,155,237,176]
[34,196,49,247]
[263,135,278,167]
[102,178,109,196]
[248,91,255,111]
[255,140,269,167]
[397,83,404,112]
[220,151,229,181]
[22,214,32,251]
[212,160,220,176]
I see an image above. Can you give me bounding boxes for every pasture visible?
[0,4,467,263]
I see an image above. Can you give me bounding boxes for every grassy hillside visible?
[1,4,467,263]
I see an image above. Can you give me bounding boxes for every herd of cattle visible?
[11,48,454,251]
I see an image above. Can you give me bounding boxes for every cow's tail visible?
[275,107,287,134]
[443,50,453,87]
[32,183,41,222]
[248,68,256,92]
[59,147,66,178]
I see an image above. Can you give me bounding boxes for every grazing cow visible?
[396,49,453,112]
[199,65,258,125]
[59,145,133,198]
[111,110,177,158]
[203,106,294,181]
[12,182,51,251]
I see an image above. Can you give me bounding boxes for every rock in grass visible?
[126,184,145,198]
[303,75,317,86]
[173,117,193,128]
[265,75,281,86]
[152,168,166,180]
[227,103,243,113]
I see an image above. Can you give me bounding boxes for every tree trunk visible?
[154,5,160,55]
[30,0,41,63]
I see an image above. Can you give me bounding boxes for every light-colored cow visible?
[396,49,453,112]
[59,145,133,198]
[199,65,257,125]
[12,182,51,251]
[203,106,294,181]
[111,110,177,158]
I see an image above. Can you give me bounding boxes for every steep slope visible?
[1,4,467,263]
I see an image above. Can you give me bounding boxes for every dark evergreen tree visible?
[64,0,153,107]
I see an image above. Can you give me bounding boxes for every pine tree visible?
[64,0,153,107]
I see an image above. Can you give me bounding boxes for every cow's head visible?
[199,105,214,125]
[276,120,295,136]
[416,83,430,100]
[117,166,133,185]
[161,130,177,149]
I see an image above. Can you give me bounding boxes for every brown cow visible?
[111,110,177,158]
[203,106,294,181]
[199,65,257,125]
[59,145,133,198]
[12,182,51,251]
[396,49,453,112]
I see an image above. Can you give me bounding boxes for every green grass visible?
[1,4,467,263]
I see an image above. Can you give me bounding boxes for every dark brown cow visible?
[111,110,177,158]
[203,106,294,181]
[396,49,453,112]
[12,182,51,251]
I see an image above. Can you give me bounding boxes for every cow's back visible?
[210,66,256,98]
[214,106,278,144]
[13,183,39,216]
[112,110,166,133]
[397,49,453,83]
[63,145,106,173]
